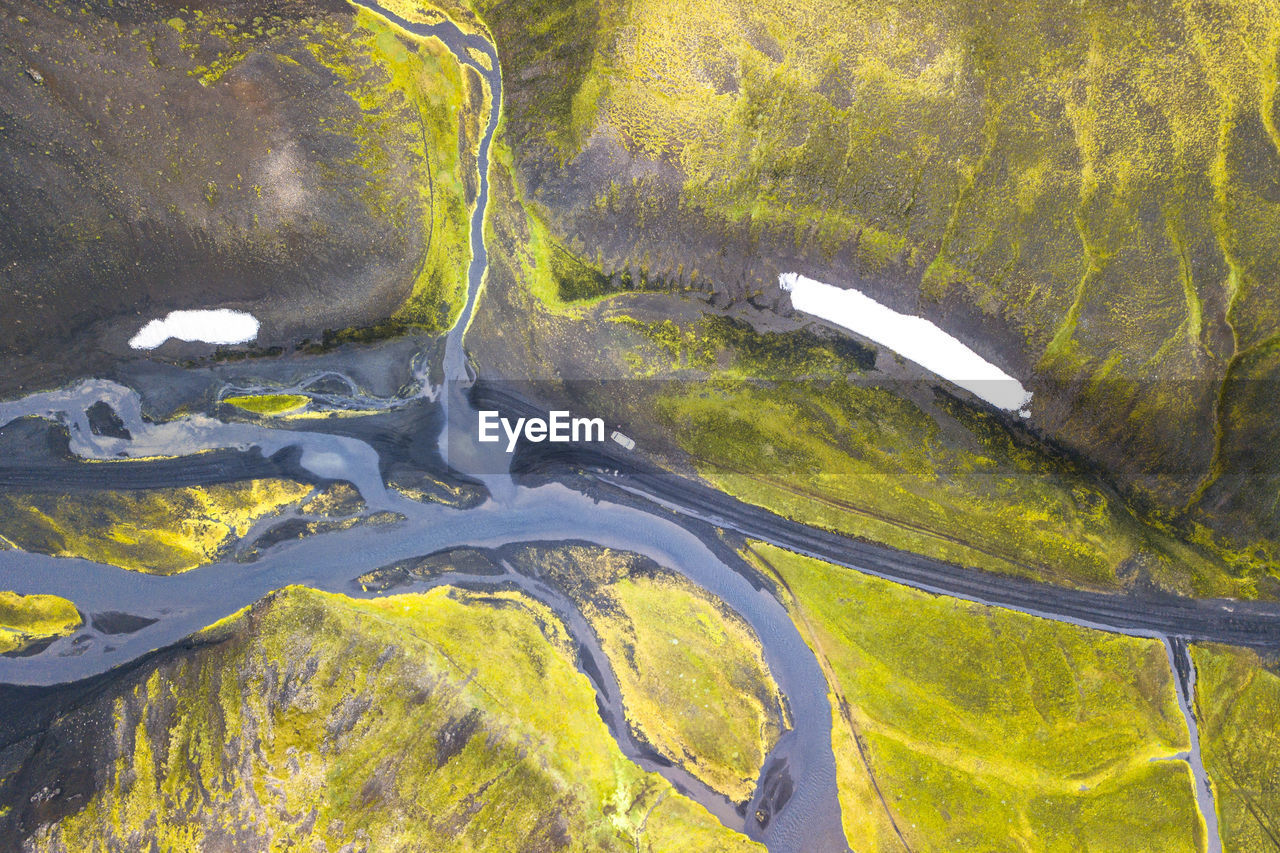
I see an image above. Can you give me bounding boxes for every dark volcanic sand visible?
[0,0,445,395]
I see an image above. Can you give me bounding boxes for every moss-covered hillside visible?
[0,586,761,851]
[0,0,481,394]
[474,0,1280,556]
[1190,643,1280,851]
[752,543,1203,852]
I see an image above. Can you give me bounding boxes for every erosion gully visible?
[0,5,1230,850]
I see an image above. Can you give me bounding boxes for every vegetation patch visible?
[312,8,480,332]
[749,543,1201,851]
[475,180,1254,598]
[6,586,761,851]
[222,393,310,416]
[607,314,874,378]
[485,141,672,318]
[509,543,787,803]
[1190,643,1280,851]
[0,480,314,574]
[477,0,1280,564]
[0,591,81,654]
[657,376,1240,595]
[298,481,366,517]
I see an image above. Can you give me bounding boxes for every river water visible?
[0,5,849,851]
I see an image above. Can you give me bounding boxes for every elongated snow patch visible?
[129,310,260,350]
[780,273,1033,413]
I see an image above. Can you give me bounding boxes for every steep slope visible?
[473,0,1280,559]
[0,585,762,851]
[0,0,481,393]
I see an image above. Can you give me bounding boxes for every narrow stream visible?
[1165,637,1223,853]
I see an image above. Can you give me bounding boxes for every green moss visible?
[475,77,1251,596]
[652,375,1239,596]
[24,586,761,851]
[236,510,404,562]
[750,543,1199,851]
[222,393,309,415]
[1189,644,1280,851]
[487,141,666,317]
[480,0,1280,552]
[480,152,1255,597]
[856,227,907,272]
[507,544,786,804]
[606,575,783,802]
[472,0,622,159]
[165,8,311,86]
[607,316,716,374]
[553,239,627,301]
[607,313,874,378]
[299,481,365,516]
[0,480,314,574]
[0,591,81,654]
[309,8,479,332]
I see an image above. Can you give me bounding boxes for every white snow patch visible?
[780,273,1033,413]
[129,310,260,350]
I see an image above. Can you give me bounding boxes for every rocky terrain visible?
[4,0,1280,849]
[473,0,1280,559]
[0,0,479,394]
[0,585,758,850]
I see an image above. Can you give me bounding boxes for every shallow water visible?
[1165,637,1223,853]
[0,6,850,850]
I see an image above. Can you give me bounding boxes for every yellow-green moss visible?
[749,543,1200,851]
[483,0,1280,555]
[309,8,479,332]
[0,480,314,574]
[479,166,1251,597]
[601,575,782,802]
[0,591,81,654]
[222,393,310,415]
[27,585,761,851]
[298,481,365,517]
[511,544,786,803]
[490,139,633,317]
[653,376,1242,596]
[1189,644,1280,852]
